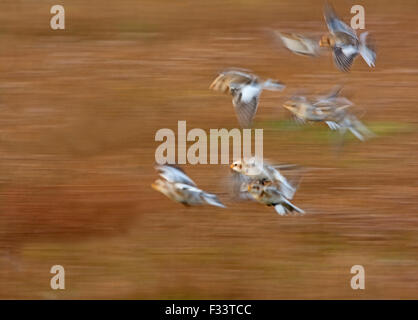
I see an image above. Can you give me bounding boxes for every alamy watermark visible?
[155,121,263,165]
[350,265,365,290]
[48,4,365,31]
[351,5,365,30]
[50,5,65,30]
[50,265,65,290]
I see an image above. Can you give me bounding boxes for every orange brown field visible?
[0,0,417,299]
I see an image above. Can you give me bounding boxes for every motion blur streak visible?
[0,0,417,299]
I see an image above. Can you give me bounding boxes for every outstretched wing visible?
[332,46,356,72]
[232,93,259,128]
[210,69,255,94]
[324,2,357,38]
[155,165,196,186]
[276,31,320,57]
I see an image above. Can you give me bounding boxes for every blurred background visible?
[0,0,417,299]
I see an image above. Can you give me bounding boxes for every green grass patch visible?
[258,120,415,144]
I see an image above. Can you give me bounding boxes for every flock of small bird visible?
[152,3,377,216]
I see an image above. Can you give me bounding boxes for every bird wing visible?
[176,183,225,208]
[324,2,357,38]
[210,69,255,94]
[229,171,256,201]
[281,197,305,214]
[264,184,285,200]
[232,94,259,128]
[176,183,204,194]
[201,193,226,208]
[156,165,196,186]
[332,46,357,72]
[276,31,320,57]
[314,85,343,105]
[313,104,336,116]
[265,165,297,199]
[315,92,353,112]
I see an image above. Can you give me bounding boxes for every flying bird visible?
[230,157,297,200]
[152,165,226,208]
[320,2,376,72]
[210,69,285,128]
[247,180,305,216]
[282,87,374,141]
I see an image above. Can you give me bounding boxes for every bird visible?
[210,69,285,128]
[282,88,374,141]
[230,157,297,200]
[247,180,305,216]
[320,2,376,72]
[275,31,320,57]
[152,165,226,208]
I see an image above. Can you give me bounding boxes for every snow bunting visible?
[210,69,285,128]
[282,89,374,141]
[152,165,225,208]
[247,180,305,216]
[320,2,376,72]
[275,31,320,57]
[230,157,297,199]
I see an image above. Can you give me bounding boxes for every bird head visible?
[230,160,243,172]
[282,100,300,113]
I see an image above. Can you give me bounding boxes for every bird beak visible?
[151,182,160,191]
[283,104,292,111]
[230,164,234,170]
[319,35,329,47]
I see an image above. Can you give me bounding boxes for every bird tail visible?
[274,204,288,216]
[202,193,226,208]
[359,32,376,67]
[340,115,375,141]
[262,79,285,91]
[274,199,305,216]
